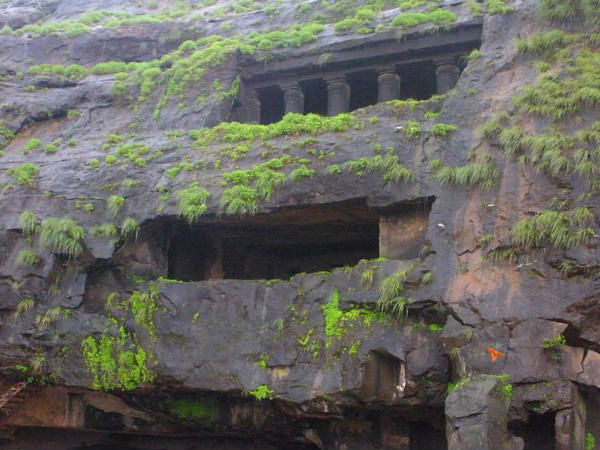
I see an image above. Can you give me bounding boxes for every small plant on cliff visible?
[511,208,595,249]
[91,223,118,239]
[82,326,153,391]
[586,432,596,450]
[177,183,210,223]
[14,297,35,319]
[16,249,40,267]
[376,265,415,319]
[433,162,498,189]
[39,217,85,257]
[121,218,140,240]
[495,373,513,400]
[35,306,71,330]
[107,195,125,217]
[542,333,567,361]
[19,211,39,235]
[7,163,40,186]
[432,123,459,137]
[447,376,470,394]
[247,384,274,400]
[22,138,41,154]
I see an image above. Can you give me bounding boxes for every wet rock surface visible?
[0,0,599,448]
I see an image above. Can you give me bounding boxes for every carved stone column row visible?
[245,58,460,122]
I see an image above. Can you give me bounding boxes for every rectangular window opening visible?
[167,198,434,282]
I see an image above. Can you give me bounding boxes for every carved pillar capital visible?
[325,76,350,116]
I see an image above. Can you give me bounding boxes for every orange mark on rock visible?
[486,347,506,362]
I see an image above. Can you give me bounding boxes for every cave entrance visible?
[379,408,447,450]
[511,412,557,450]
[258,85,285,124]
[360,351,404,404]
[348,69,379,111]
[301,78,328,115]
[166,198,433,282]
[168,200,380,281]
[398,61,437,101]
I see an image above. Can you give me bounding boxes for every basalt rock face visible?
[0,0,600,449]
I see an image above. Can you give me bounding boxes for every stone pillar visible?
[245,89,261,124]
[282,82,304,114]
[66,393,85,428]
[326,76,350,116]
[377,69,401,103]
[435,58,460,94]
[445,375,523,450]
[555,386,586,450]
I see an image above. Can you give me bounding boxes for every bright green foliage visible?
[586,432,596,450]
[433,163,498,189]
[107,195,125,217]
[125,287,161,337]
[167,398,219,421]
[39,217,85,257]
[511,209,595,249]
[29,64,88,79]
[121,218,140,240]
[345,154,414,183]
[391,8,457,27]
[177,183,210,223]
[321,289,384,347]
[447,376,470,393]
[484,0,514,14]
[82,327,153,391]
[540,0,599,24]
[91,223,118,239]
[23,138,41,153]
[288,165,316,181]
[248,384,274,400]
[377,265,414,318]
[514,50,600,121]
[432,123,459,137]
[220,185,259,215]
[92,61,128,74]
[192,113,360,146]
[16,249,40,267]
[19,210,39,235]
[7,163,39,186]
[115,142,150,166]
[542,333,567,349]
[517,30,579,56]
[403,121,421,138]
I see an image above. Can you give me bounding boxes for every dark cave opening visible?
[300,78,328,115]
[348,69,379,111]
[398,60,437,100]
[409,421,447,450]
[167,201,380,281]
[510,412,557,450]
[164,198,434,282]
[258,85,285,124]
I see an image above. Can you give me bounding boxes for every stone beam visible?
[241,23,482,83]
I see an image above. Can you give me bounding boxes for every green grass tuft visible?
[39,217,85,257]
[177,183,210,223]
